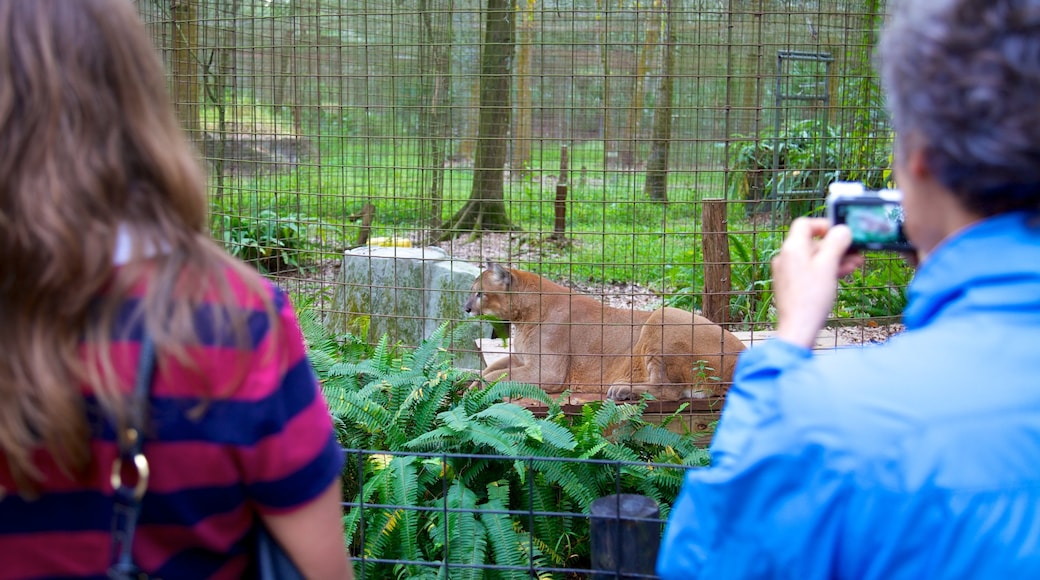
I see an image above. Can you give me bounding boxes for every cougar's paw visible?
[606,383,635,401]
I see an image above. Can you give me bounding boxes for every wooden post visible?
[551,144,569,241]
[352,203,376,247]
[702,199,733,324]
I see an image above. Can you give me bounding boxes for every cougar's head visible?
[463,261,512,319]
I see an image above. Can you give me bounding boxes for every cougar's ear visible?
[488,261,511,287]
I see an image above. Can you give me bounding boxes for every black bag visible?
[255,523,305,580]
[108,335,304,580]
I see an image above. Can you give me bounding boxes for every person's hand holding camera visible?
[772,218,864,349]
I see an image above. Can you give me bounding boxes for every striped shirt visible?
[0,275,344,579]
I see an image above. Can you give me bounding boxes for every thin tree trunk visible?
[171,0,201,147]
[205,0,240,206]
[418,0,453,236]
[442,0,516,237]
[644,0,676,203]
[599,15,613,168]
[512,0,535,175]
[620,0,662,168]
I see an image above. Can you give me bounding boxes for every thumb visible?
[817,224,854,264]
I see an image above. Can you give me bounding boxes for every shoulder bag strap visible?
[108,333,157,580]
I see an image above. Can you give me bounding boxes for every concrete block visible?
[331,245,489,369]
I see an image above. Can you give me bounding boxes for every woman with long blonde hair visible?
[0,1,353,577]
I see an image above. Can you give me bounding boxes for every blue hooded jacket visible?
[658,212,1040,579]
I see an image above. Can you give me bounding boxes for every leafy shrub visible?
[727,119,892,219]
[662,230,780,325]
[835,255,911,319]
[300,311,709,578]
[663,230,911,324]
[214,209,309,273]
[728,231,781,324]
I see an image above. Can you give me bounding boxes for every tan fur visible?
[464,262,747,401]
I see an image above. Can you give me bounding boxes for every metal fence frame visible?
[343,448,696,578]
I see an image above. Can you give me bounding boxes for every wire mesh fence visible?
[342,448,696,579]
[134,0,906,407]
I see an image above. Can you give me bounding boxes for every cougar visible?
[463,262,746,400]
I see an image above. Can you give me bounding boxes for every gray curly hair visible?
[877,0,1040,216]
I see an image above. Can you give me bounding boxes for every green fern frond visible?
[409,322,452,371]
[577,441,609,460]
[592,442,642,465]
[368,334,396,374]
[528,418,577,452]
[405,405,474,450]
[345,457,414,564]
[456,458,499,489]
[482,481,529,577]
[330,388,393,445]
[329,359,387,383]
[630,424,686,449]
[404,430,455,452]
[473,403,543,441]
[387,456,421,563]
[517,482,579,570]
[407,370,462,437]
[528,534,567,570]
[463,423,523,456]
[465,380,552,414]
[440,406,472,433]
[591,399,624,431]
[424,481,487,580]
[342,464,392,545]
[530,460,597,511]
[361,509,399,566]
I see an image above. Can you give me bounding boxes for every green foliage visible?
[835,255,912,319]
[664,228,911,324]
[727,118,892,219]
[300,311,709,578]
[663,229,780,324]
[214,209,310,273]
[727,231,781,324]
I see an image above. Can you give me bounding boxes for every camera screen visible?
[834,201,908,248]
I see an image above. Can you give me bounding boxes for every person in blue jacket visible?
[658,0,1040,578]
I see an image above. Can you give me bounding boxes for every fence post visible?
[590,494,661,579]
[551,144,569,241]
[701,199,733,325]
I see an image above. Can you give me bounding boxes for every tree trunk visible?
[599,16,613,168]
[442,0,516,237]
[170,0,201,147]
[418,0,453,236]
[204,0,240,206]
[643,0,676,203]
[288,0,305,142]
[620,0,661,169]
[512,0,535,175]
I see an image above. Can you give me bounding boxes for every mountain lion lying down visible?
[463,262,746,401]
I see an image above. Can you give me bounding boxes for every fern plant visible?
[301,308,711,578]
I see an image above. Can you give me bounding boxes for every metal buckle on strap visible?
[111,428,150,501]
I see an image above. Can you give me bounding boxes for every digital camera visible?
[825,182,913,252]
